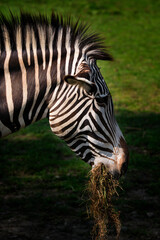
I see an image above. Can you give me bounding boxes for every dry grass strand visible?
[87,164,121,240]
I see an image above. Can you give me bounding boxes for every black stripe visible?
[52,99,89,127]
[36,101,48,121]
[0,74,15,132]
[93,100,115,141]
[11,70,22,130]
[30,65,47,120]
[89,112,113,146]
[23,67,35,125]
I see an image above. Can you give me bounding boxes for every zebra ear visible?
[64,75,96,94]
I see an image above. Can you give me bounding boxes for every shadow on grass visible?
[0,111,160,240]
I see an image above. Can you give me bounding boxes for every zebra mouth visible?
[87,145,128,179]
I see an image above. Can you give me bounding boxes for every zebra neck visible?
[0,53,55,137]
[0,23,83,137]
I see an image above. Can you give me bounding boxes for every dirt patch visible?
[0,172,160,240]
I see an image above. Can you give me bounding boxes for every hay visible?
[87,163,121,240]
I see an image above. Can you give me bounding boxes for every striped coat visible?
[0,13,128,178]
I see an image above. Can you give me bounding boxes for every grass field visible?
[0,0,160,239]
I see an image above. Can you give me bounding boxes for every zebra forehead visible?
[0,12,113,61]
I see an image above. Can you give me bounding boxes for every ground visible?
[0,169,159,240]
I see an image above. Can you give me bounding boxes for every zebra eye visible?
[96,95,110,105]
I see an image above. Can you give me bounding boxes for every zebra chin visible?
[89,138,129,180]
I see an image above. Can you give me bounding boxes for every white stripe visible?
[33,27,55,122]
[56,81,67,99]
[16,27,27,127]
[86,135,113,150]
[81,149,92,160]
[50,120,77,138]
[48,85,59,109]
[68,141,87,151]
[75,43,94,73]
[92,102,114,140]
[65,28,71,76]
[71,38,79,75]
[57,28,63,84]
[67,137,87,147]
[86,48,100,58]
[41,107,49,119]
[3,26,14,122]
[46,26,54,92]
[29,29,39,120]
[38,25,46,70]
[105,100,117,143]
[52,99,91,126]
[52,98,88,124]
[66,85,78,99]
[49,85,77,115]
[26,26,31,66]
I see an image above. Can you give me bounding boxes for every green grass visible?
[0,1,160,239]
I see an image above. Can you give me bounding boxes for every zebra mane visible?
[0,12,113,61]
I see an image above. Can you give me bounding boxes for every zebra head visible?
[0,12,128,178]
[50,58,129,179]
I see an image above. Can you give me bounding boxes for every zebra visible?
[0,13,129,178]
